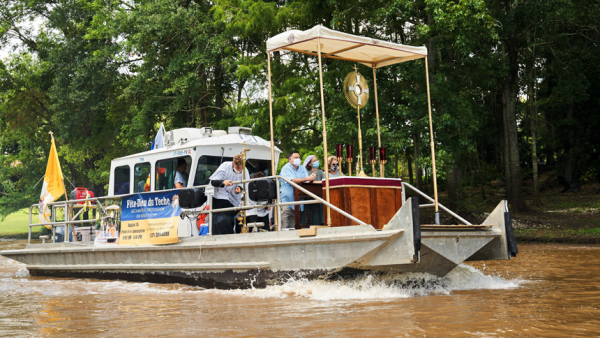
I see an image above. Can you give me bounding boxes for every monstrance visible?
[343,65,369,177]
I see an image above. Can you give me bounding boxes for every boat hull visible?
[1,199,516,289]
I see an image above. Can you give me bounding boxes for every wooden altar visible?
[293,177,403,230]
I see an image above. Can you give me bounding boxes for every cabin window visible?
[155,156,192,190]
[193,156,272,186]
[113,165,131,195]
[134,162,151,193]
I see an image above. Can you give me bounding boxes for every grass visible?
[0,208,45,239]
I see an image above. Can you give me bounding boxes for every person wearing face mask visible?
[327,156,344,178]
[301,155,325,226]
[209,155,250,235]
[279,151,316,229]
[303,155,325,181]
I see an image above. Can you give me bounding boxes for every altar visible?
[294,177,403,230]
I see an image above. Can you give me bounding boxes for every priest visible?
[209,155,249,234]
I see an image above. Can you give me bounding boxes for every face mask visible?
[312,161,319,169]
[331,164,339,172]
[233,166,242,174]
[292,158,301,167]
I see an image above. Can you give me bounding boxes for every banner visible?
[119,190,181,245]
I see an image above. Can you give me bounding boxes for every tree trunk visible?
[407,152,413,185]
[447,164,460,209]
[564,101,574,183]
[503,72,529,212]
[475,142,486,200]
[528,56,542,207]
[502,107,511,199]
[413,133,422,190]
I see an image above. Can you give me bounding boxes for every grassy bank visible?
[409,179,600,244]
[511,186,600,244]
[0,208,43,239]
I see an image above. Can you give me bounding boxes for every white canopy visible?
[266,25,427,69]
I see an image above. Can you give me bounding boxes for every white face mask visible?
[233,166,242,174]
[292,158,301,167]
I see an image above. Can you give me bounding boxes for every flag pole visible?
[49,132,73,241]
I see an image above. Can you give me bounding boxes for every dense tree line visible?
[0,0,598,216]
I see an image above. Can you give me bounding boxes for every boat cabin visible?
[108,126,281,236]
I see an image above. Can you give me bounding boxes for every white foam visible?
[214,264,522,301]
[14,268,29,278]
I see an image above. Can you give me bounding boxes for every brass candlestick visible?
[379,147,387,178]
[347,157,353,176]
[371,160,377,177]
[369,146,376,178]
[346,144,353,177]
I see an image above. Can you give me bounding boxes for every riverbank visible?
[511,186,600,244]
[0,208,43,240]
[412,181,600,244]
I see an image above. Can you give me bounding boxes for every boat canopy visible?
[266,25,428,69]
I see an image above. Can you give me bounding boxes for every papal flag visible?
[39,134,66,225]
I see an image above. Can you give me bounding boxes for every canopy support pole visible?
[373,66,383,177]
[267,53,280,231]
[425,57,439,224]
[317,38,332,227]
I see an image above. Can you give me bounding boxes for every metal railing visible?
[28,175,368,243]
[183,175,368,235]
[401,182,472,226]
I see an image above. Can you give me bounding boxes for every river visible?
[1,240,599,337]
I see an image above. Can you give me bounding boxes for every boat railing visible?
[400,182,472,225]
[183,175,368,235]
[27,175,368,244]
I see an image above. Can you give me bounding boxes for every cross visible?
[48,131,54,139]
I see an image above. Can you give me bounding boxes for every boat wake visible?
[220,264,522,301]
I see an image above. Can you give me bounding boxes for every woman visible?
[327,155,344,178]
[301,155,324,226]
[303,155,325,181]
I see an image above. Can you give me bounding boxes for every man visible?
[209,155,249,235]
[174,158,187,189]
[279,151,316,229]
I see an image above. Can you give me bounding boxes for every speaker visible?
[179,188,207,208]
[248,179,277,202]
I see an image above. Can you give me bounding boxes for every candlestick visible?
[346,144,353,160]
[379,147,387,178]
[346,144,353,176]
[336,144,343,159]
[369,146,377,177]
[369,146,376,163]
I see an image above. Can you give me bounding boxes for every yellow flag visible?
[39,136,66,225]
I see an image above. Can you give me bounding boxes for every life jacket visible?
[197,205,210,230]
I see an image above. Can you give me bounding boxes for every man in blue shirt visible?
[279,151,316,229]
[174,158,187,188]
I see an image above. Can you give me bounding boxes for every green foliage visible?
[0,0,599,220]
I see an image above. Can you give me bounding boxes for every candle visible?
[369,147,376,162]
[379,147,386,162]
[336,144,343,159]
[346,144,353,160]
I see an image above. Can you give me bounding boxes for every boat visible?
[0,26,518,289]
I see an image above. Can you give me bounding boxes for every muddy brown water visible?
[1,240,599,337]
